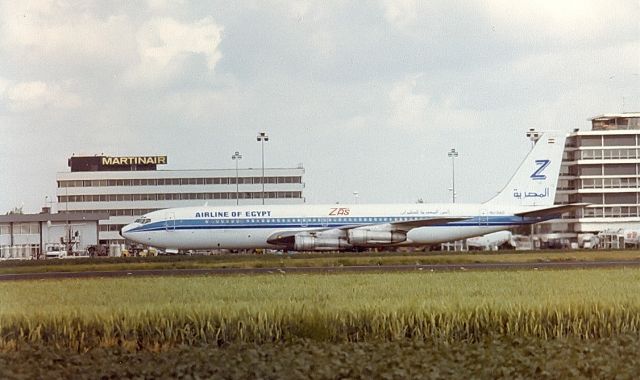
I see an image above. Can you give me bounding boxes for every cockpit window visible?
[134,218,151,224]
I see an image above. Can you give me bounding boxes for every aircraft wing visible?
[387,217,470,231]
[266,216,470,246]
[514,203,589,218]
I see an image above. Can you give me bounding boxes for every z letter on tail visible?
[484,131,566,207]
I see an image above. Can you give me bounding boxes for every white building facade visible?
[553,112,640,234]
[56,155,306,243]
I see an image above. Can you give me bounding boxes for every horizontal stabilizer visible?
[515,203,589,218]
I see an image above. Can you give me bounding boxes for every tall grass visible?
[2,269,640,350]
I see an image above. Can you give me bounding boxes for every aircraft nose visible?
[121,224,133,239]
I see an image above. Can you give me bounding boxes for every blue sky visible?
[1,0,638,212]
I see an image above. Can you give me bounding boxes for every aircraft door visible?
[320,217,329,228]
[479,210,489,227]
[165,212,176,231]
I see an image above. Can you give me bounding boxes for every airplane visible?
[466,231,514,251]
[121,130,585,252]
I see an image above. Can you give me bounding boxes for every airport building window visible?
[99,224,125,232]
[602,149,638,159]
[580,165,602,176]
[579,136,602,147]
[580,193,603,204]
[13,223,39,235]
[601,206,639,218]
[57,176,303,188]
[579,150,599,160]
[577,149,640,160]
[603,135,636,146]
[603,164,636,175]
[581,178,599,189]
[604,193,637,205]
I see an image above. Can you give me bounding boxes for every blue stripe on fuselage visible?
[126,215,552,233]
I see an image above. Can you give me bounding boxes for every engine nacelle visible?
[294,234,351,251]
[348,229,407,246]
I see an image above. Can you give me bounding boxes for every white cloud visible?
[388,74,478,130]
[5,81,82,111]
[481,0,636,46]
[388,74,429,129]
[0,2,224,88]
[381,0,418,30]
[146,0,186,13]
[0,1,137,71]
[0,77,9,94]
[159,87,242,122]
[125,17,223,86]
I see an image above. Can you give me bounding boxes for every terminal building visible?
[56,155,306,244]
[0,211,107,259]
[457,112,640,250]
[550,112,640,237]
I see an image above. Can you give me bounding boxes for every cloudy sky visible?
[1,0,638,213]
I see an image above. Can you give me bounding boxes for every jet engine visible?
[294,231,351,251]
[347,229,407,246]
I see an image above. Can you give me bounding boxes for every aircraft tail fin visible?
[484,131,566,207]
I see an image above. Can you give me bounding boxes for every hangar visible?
[0,210,108,259]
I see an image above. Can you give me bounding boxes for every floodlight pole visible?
[257,132,269,205]
[448,148,458,203]
[232,151,242,205]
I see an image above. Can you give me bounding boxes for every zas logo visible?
[530,160,550,180]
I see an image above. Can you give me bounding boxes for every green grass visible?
[2,269,640,351]
[1,249,640,274]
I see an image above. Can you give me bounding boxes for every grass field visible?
[3,269,640,348]
[1,249,640,275]
[3,268,640,377]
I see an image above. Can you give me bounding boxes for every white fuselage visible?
[121,203,546,250]
[121,130,568,252]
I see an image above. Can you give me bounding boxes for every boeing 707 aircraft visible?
[121,131,584,251]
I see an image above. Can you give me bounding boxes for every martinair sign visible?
[101,156,168,166]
